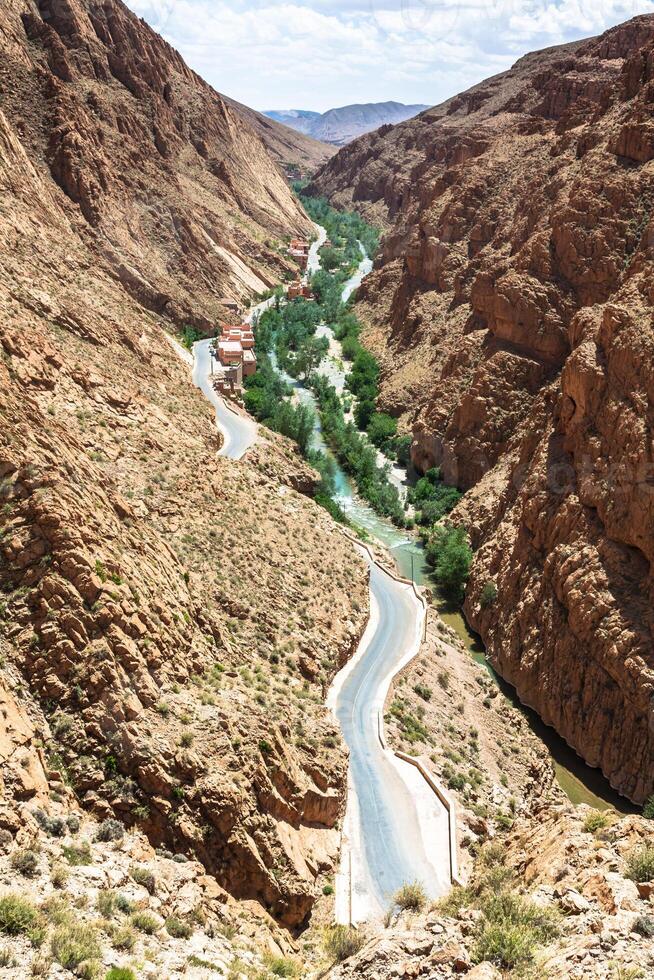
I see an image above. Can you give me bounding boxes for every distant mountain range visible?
[264,101,430,146]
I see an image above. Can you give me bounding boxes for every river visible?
[282,229,635,815]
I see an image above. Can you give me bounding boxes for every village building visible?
[288,238,310,270]
[212,323,257,401]
[287,281,314,300]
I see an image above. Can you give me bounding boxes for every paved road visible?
[330,557,451,921]
[192,339,257,460]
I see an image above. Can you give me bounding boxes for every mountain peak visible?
[264,101,430,145]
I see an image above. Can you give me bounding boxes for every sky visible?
[125,0,654,112]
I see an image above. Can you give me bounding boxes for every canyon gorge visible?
[2,0,654,978]
[311,13,654,807]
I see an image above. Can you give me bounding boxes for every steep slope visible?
[311,15,654,803]
[2,0,312,329]
[0,0,370,935]
[265,102,430,146]
[232,100,334,167]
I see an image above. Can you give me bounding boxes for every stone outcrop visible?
[311,15,654,803]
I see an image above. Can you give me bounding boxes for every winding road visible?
[328,561,450,922]
[192,338,257,460]
[176,221,451,923]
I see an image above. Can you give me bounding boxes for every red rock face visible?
[311,15,654,802]
[0,0,366,928]
[2,0,313,327]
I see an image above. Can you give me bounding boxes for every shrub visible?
[626,846,654,883]
[62,841,92,866]
[95,819,124,843]
[165,916,192,939]
[114,895,133,915]
[393,882,427,912]
[10,848,40,877]
[633,914,654,937]
[42,896,73,927]
[480,581,498,608]
[129,866,155,894]
[264,955,299,977]
[437,670,450,691]
[34,810,66,837]
[413,683,432,702]
[322,884,334,896]
[643,795,654,820]
[51,863,69,889]
[130,911,159,934]
[112,926,136,951]
[97,891,116,918]
[473,920,539,968]
[0,894,41,936]
[106,970,136,980]
[30,953,51,976]
[50,923,101,969]
[66,814,81,834]
[583,810,610,834]
[324,925,366,963]
[473,893,559,969]
[258,739,273,756]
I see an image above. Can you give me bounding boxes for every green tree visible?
[294,336,329,381]
[367,412,397,449]
[426,524,472,602]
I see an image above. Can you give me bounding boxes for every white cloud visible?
[125,0,654,111]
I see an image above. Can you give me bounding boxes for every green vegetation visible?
[425,523,472,602]
[583,810,610,834]
[129,865,155,894]
[436,843,559,971]
[324,925,367,963]
[633,914,654,938]
[297,192,380,259]
[180,325,202,350]
[643,794,654,819]
[626,846,654,883]
[106,969,136,980]
[62,841,92,866]
[165,915,192,939]
[95,819,124,843]
[389,698,429,745]
[480,580,498,608]
[392,881,427,912]
[409,467,462,526]
[473,892,559,969]
[264,955,300,977]
[0,894,42,937]
[130,911,160,934]
[50,923,101,971]
[10,847,40,877]
[312,375,404,523]
[244,354,316,455]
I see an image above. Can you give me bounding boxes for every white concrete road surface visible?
[328,554,451,923]
[192,339,257,460]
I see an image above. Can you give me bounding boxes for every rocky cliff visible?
[2,0,316,328]
[0,0,370,942]
[311,15,654,803]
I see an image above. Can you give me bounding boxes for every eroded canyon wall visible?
[0,0,368,928]
[311,15,654,802]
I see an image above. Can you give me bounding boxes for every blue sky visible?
[125,0,654,112]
